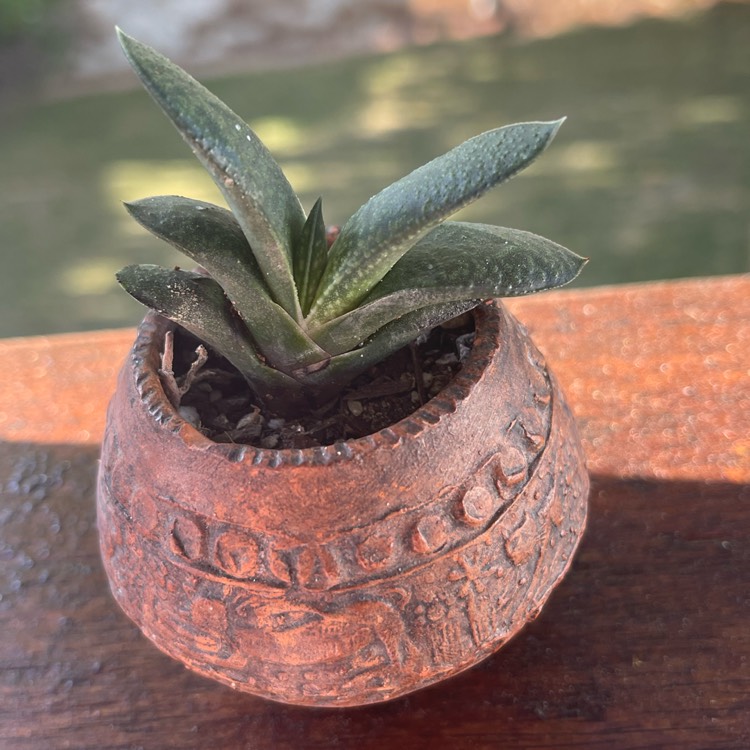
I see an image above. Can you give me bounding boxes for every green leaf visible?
[116,265,303,397]
[301,300,478,393]
[310,222,587,355]
[293,197,328,316]
[307,119,565,325]
[117,29,305,319]
[124,196,329,372]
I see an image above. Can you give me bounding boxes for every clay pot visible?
[97,301,589,707]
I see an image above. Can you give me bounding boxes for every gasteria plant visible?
[115,30,586,418]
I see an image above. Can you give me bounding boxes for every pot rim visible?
[130,300,510,469]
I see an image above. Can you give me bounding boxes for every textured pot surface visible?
[97,302,589,707]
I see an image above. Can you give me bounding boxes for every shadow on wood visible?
[1,439,748,748]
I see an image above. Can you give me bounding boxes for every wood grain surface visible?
[1,275,748,748]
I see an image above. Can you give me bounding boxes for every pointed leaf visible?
[311,222,586,355]
[301,300,478,393]
[308,119,565,325]
[125,196,329,372]
[117,29,305,318]
[116,264,301,395]
[293,197,328,315]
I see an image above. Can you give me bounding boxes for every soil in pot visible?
[166,316,475,449]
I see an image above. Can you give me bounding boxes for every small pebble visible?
[234,422,262,440]
[347,400,363,417]
[261,434,279,449]
[210,413,230,430]
[267,418,285,430]
[178,405,201,427]
[435,352,458,366]
[236,410,262,430]
[456,332,475,362]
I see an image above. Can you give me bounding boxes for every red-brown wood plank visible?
[508,275,749,484]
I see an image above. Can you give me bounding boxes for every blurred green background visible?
[0,2,748,338]
[0,0,60,41]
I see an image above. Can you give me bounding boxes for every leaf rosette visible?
[115,30,587,416]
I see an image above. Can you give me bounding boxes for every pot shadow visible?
[1,438,748,749]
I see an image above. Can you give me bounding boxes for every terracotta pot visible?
[97,301,589,707]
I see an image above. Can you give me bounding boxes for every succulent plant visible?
[115,30,586,418]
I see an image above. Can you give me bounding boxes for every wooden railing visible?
[1,275,747,749]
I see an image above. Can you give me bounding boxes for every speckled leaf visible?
[116,264,301,395]
[308,119,565,325]
[301,300,478,391]
[125,196,329,372]
[311,222,586,355]
[293,197,328,315]
[117,29,305,319]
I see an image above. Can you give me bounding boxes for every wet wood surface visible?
[1,275,748,749]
